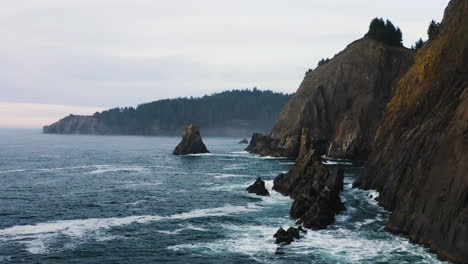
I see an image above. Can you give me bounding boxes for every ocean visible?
[0,129,445,263]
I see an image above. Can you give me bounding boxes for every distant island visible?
[43,89,292,137]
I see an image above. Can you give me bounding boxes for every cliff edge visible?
[246,38,414,159]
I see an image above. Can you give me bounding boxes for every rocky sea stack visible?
[246,177,269,196]
[273,129,345,229]
[354,0,468,262]
[245,37,415,159]
[172,124,209,155]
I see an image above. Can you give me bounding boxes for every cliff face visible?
[354,0,468,262]
[246,38,414,159]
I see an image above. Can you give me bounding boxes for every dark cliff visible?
[273,129,345,229]
[354,0,468,262]
[246,38,414,159]
[43,89,291,137]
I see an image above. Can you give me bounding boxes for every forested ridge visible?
[44,89,292,136]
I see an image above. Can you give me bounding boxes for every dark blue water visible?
[0,129,445,263]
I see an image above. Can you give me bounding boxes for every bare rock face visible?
[273,131,345,229]
[246,38,415,159]
[354,0,468,262]
[172,124,209,155]
[246,177,270,196]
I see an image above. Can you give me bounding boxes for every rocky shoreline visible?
[245,0,468,262]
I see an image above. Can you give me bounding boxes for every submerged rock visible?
[238,138,248,144]
[246,177,270,196]
[172,124,209,155]
[273,133,345,229]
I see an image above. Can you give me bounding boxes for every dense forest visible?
[44,89,292,136]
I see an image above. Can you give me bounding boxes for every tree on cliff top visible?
[365,18,403,46]
[427,20,440,40]
[411,38,425,50]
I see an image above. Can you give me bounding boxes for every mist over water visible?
[0,129,445,263]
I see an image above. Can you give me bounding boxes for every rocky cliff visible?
[354,0,468,262]
[43,115,98,134]
[246,38,414,159]
[273,129,345,229]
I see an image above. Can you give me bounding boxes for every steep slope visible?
[354,0,468,262]
[246,38,414,159]
[43,89,291,137]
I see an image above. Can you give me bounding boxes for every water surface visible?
[0,129,445,263]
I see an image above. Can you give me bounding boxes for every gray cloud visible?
[1,0,449,110]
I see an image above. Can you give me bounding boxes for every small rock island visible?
[173,124,210,155]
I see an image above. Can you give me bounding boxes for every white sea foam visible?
[230,151,248,154]
[167,224,281,256]
[87,165,148,174]
[0,165,109,174]
[322,160,353,165]
[213,173,250,179]
[157,224,207,235]
[185,153,214,156]
[0,204,258,254]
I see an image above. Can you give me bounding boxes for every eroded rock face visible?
[172,124,209,155]
[247,38,415,159]
[354,0,468,262]
[246,177,270,196]
[273,142,345,229]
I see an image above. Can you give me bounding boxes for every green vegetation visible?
[365,18,403,46]
[91,88,291,134]
[411,38,425,50]
[317,58,331,67]
[427,20,441,40]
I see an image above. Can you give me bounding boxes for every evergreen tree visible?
[365,18,403,46]
[411,38,425,50]
[427,20,441,40]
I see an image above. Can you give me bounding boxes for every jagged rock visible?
[238,138,248,144]
[273,139,345,229]
[273,226,304,245]
[274,226,306,245]
[246,177,270,196]
[354,1,468,262]
[172,124,209,155]
[246,37,415,159]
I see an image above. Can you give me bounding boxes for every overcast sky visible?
[0,0,449,127]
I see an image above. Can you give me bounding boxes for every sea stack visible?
[273,130,345,229]
[173,124,209,155]
[246,177,270,196]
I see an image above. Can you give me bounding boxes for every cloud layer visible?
[0,0,449,127]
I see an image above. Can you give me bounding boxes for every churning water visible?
[0,129,446,263]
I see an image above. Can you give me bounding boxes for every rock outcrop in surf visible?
[273,129,345,229]
[172,124,209,155]
[273,226,306,245]
[246,177,269,196]
[238,138,248,144]
[354,0,468,262]
[245,37,415,159]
